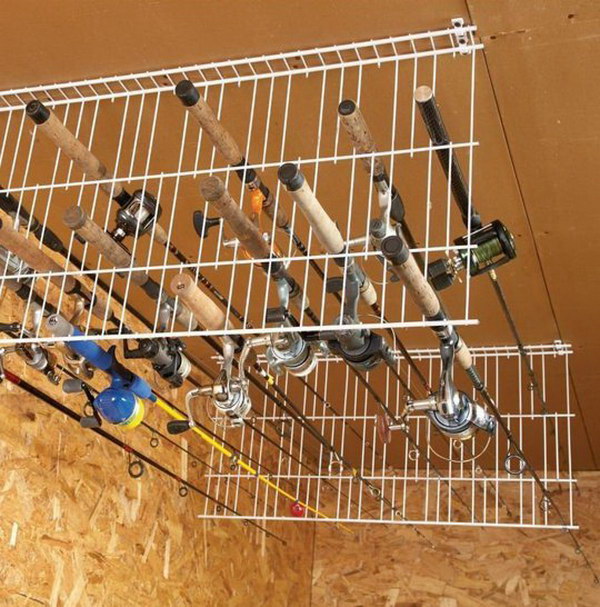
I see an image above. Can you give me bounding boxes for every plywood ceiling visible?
[0,0,597,468]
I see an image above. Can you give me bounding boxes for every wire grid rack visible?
[198,343,576,529]
[0,20,482,346]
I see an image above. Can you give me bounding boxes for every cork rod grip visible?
[0,216,111,320]
[175,81,243,165]
[170,273,228,332]
[338,99,387,179]
[391,255,440,318]
[26,100,123,200]
[63,206,148,287]
[200,176,271,261]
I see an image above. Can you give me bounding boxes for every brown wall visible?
[311,472,600,606]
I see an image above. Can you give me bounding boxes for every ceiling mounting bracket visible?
[451,18,471,55]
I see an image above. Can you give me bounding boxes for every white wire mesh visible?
[0,22,482,345]
[199,343,576,529]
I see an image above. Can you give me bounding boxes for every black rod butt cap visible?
[175,80,200,106]
[338,99,357,116]
[26,99,50,124]
[167,420,191,435]
[381,235,409,265]
[277,163,304,191]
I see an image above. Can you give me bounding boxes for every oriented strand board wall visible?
[0,345,314,605]
[311,472,600,606]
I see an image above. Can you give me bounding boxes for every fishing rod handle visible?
[200,176,272,261]
[63,206,147,287]
[0,215,111,320]
[278,163,377,306]
[170,272,228,332]
[338,99,387,180]
[380,234,440,318]
[26,100,124,200]
[175,80,243,165]
[413,86,478,230]
[278,163,344,254]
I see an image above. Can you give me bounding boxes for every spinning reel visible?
[317,273,392,372]
[111,189,161,243]
[124,337,191,387]
[407,342,496,440]
[428,220,516,291]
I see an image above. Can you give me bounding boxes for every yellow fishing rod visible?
[45,313,349,530]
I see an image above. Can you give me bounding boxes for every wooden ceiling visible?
[0,0,597,469]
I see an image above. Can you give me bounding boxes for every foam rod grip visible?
[26,100,123,200]
[170,273,228,332]
[175,80,243,165]
[338,99,387,179]
[0,215,111,320]
[200,176,271,261]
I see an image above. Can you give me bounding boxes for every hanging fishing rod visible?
[24,99,250,328]
[350,124,599,580]
[413,86,560,447]
[42,313,350,527]
[175,81,425,395]
[0,367,285,544]
[174,80,323,272]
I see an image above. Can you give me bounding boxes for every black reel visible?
[111,189,161,242]
[123,337,191,387]
[428,219,516,291]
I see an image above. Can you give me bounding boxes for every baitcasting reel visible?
[428,220,516,291]
[124,337,191,387]
[407,342,496,440]
[111,189,161,243]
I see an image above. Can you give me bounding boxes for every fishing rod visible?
[0,212,113,325]
[174,80,325,275]
[277,163,410,392]
[0,366,284,544]
[25,99,250,328]
[42,313,348,527]
[336,100,434,393]
[356,135,599,581]
[199,175,320,326]
[413,86,551,420]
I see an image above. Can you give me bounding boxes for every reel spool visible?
[428,220,516,291]
[111,189,161,243]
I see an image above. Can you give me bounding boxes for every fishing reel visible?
[318,274,392,372]
[407,342,496,440]
[168,372,251,435]
[111,189,161,243]
[428,220,516,291]
[123,337,191,387]
[264,305,318,377]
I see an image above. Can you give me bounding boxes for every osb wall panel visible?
[0,378,314,606]
[311,472,600,607]
[0,280,315,606]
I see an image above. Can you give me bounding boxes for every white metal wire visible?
[196,343,575,529]
[0,21,481,345]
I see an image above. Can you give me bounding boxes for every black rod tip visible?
[277,163,304,191]
[338,99,357,116]
[26,99,50,124]
[175,80,200,106]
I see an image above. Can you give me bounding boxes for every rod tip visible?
[414,85,433,104]
[338,99,357,116]
[175,80,200,106]
[200,176,225,202]
[25,99,50,125]
[277,163,304,191]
